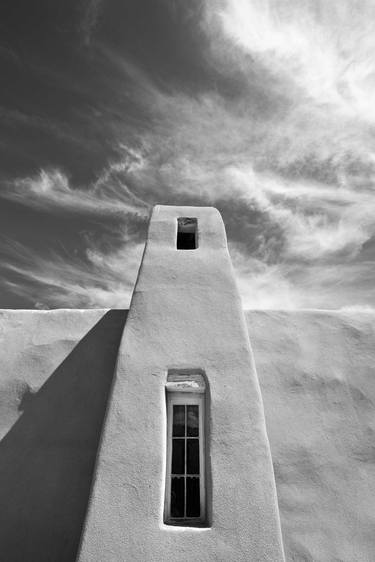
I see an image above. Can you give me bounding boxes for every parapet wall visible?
[0,309,127,562]
[0,309,374,561]
[247,310,375,562]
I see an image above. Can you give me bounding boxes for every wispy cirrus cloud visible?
[1,0,375,310]
[80,0,104,45]
[2,147,149,218]
[218,0,375,120]
[1,235,144,309]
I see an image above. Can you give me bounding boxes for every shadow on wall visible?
[0,310,127,562]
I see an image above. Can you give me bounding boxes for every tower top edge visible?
[152,205,221,219]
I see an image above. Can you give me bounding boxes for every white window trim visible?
[165,387,206,526]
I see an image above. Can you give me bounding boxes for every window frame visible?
[165,390,206,526]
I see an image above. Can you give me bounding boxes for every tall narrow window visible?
[177,217,198,250]
[165,372,206,525]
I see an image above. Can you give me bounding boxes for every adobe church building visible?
[0,205,374,561]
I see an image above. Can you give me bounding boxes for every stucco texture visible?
[0,309,127,562]
[78,206,285,562]
[247,310,375,562]
[0,309,374,560]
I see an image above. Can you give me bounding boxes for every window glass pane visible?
[186,477,200,517]
[172,439,185,474]
[187,405,199,436]
[173,405,185,436]
[171,477,184,518]
[187,439,200,474]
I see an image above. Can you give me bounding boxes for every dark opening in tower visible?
[177,217,198,250]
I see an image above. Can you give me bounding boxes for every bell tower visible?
[78,206,285,561]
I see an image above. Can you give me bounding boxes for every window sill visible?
[162,521,211,531]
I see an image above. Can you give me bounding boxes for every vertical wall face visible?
[78,206,285,561]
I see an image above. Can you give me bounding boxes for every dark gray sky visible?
[1,0,375,310]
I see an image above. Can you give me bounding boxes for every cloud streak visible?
[1,0,375,310]
[2,148,150,218]
[80,0,104,45]
[1,235,144,309]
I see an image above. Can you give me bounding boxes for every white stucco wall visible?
[78,206,285,562]
[247,310,375,562]
[0,308,374,560]
[0,309,127,562]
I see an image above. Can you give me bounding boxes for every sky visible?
[1,0,375,310]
